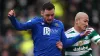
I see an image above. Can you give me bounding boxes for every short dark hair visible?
[42,2,55,11]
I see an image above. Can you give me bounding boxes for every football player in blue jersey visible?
[8,2,90,56]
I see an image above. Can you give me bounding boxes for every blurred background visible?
[0,0,100,56]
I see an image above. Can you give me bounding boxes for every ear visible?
[75,19,79,24]
[41,11,44,16]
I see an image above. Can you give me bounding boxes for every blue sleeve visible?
[61,30,82,48]
[60,21,82,48]
[8,15,37,30]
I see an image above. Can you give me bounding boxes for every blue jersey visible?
[8,16,82,56]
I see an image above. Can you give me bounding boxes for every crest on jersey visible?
[41,22,45,25]
[78,41,84,46]
[55,23,59,27]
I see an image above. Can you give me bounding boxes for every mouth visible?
[84,26,87,30]
[47,19,53,22]
[46,20,52,24]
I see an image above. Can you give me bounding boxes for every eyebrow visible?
[45,14,54,16]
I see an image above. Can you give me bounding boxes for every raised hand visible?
[8,9,16,17]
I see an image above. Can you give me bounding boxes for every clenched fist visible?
[56,41,63,51]
[8,9,16,17]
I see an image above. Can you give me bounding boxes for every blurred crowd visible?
[0,0,100,56]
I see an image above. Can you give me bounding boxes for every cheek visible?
[77,21,81,26]
[80,23,86,29]
[44,16,48,19]
[79,23,84,28]
[52,16,54,19]
[52,15,54,17]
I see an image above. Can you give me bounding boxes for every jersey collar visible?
[72,27,80,34]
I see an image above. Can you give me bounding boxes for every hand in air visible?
[8,9,16,17]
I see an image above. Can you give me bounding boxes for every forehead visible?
[79,14,89,21]
[43,9,55,14]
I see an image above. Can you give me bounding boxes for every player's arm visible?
[91,30,100,45]
[56,30,85,51]
[8,10,35,30]
[60,21,90,48]
[56,22,90,50]
[61,30,90,48]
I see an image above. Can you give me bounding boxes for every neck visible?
[74,25,83,33]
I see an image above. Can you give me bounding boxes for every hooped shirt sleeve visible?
[89,28,100,44]
[8,15,38,30]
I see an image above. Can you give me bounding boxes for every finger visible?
[12,9,14,13]
[56,42,61,46]
[8,14,11,16]
[57,42,61,45]
[10,10,15,16]
[8,14,11,17]
[56,41,60,44]
[86,31,91,33]
[12,9,16,16]
[85,31,91,35]
[8,11,12,16]
[8,12,13,16]
[56,42,60,45]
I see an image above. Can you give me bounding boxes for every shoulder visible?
[32,16,42,22]
[65,27,78,38]
[53,19,64,27]
[27,16,42,24]
[65,27,74,34]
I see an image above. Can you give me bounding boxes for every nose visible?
[86,22,88,26]
[49,16,53,19]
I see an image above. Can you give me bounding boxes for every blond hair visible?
[75,12,88,21]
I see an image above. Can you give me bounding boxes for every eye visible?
[84,21,86,22]
[46,14,50,17]
[51,14,54,16]
[45,14,54,17]
[84,20,88,23]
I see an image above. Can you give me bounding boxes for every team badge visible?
[78,41,84,46]
[55,23,59,27]
[41,22,45,25]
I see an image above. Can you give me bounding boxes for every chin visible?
[83,28,86,31]
[47,21,52,24]
[81,28,85,31]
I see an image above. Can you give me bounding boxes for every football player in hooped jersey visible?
[57,12,100,56]
[8,2,90,56]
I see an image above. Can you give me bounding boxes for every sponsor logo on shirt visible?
[78,41,84,46]
[73,46,89,51]
[43,27,58,35]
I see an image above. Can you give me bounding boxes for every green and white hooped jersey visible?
[65,27,100,56]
